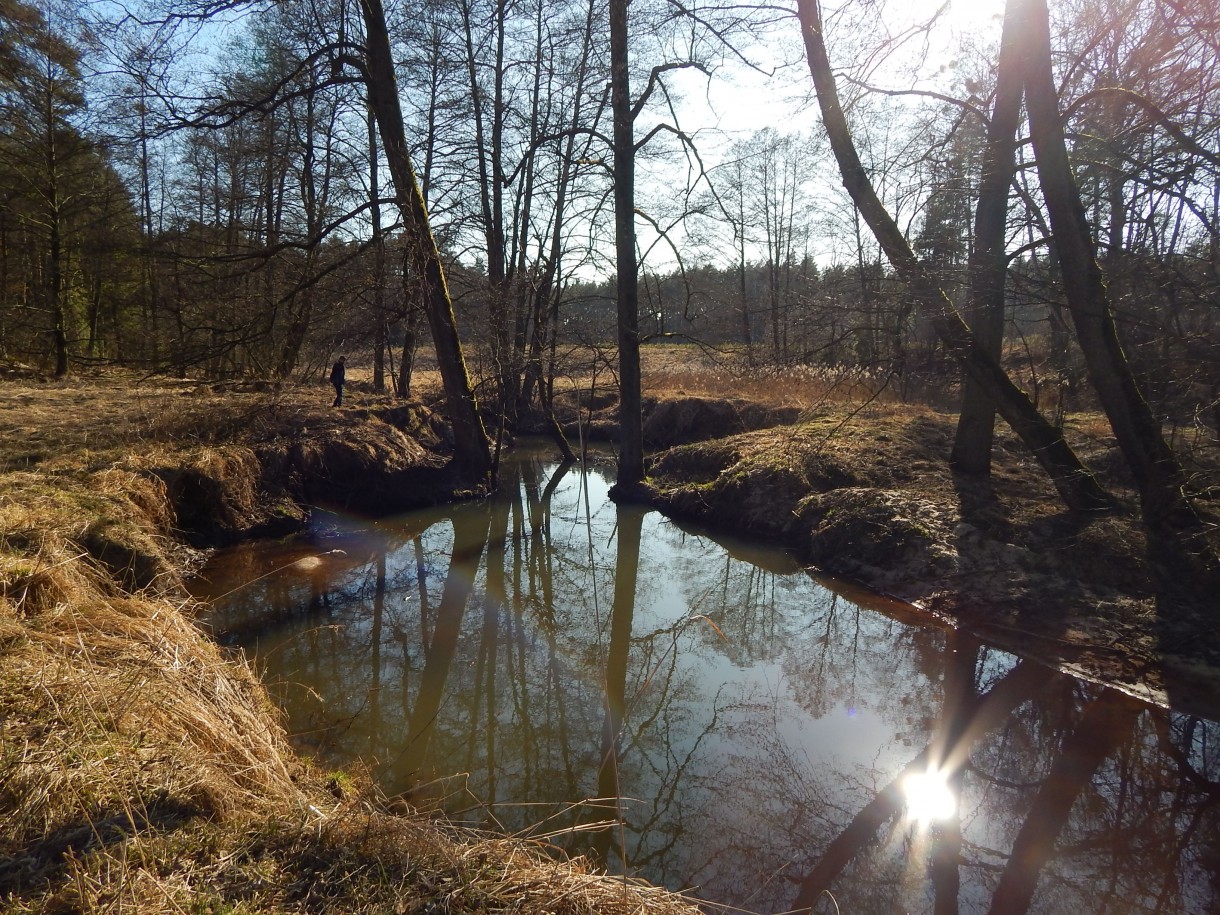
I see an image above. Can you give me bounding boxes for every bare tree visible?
[950,0,1026,474]
[796,0,1112,513]
[359,0,493,484]
[1015,0,1215,573]
[609,0,644,488]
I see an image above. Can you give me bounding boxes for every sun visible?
[903,768,959,825]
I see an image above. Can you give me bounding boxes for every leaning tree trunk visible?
[951,0,1026,475]
[797,0,1111,513]
[1017,0,1213,572]
[360,0,492,486]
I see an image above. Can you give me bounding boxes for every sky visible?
[675,0,1009,139]
[637,0,1013,269]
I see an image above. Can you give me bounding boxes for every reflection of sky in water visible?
[193,442,1220,915]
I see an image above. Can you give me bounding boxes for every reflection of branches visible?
[466,496,511,801]
[1150,739,1220,907]
[1156,714,1220,801]
[986,696,1141,915]
[791,660,1046,911]
[414,536,432,652]
[624,687,725,873]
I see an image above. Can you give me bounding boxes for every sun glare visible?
[942,0,1007,30]
[903,769,958,824]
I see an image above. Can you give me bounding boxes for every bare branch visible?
[630,61,709,121]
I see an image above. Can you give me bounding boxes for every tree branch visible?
[631,61,709,121]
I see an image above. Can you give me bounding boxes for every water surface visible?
[191,441,1220,914]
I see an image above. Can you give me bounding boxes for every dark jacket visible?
[330,360,345,385]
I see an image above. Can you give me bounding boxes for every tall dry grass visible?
[0,380,704,915]
[640,346,892,409]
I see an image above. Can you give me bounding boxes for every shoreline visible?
[3,375,1217,911]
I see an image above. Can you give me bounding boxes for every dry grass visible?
[638,345,889,408]
[0,370,443,473]
[0,535,302,896]
[0,372,703,915]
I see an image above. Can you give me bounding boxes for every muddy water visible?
[191,441,1220,914]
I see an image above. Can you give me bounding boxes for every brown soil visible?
[632,402,1220,719]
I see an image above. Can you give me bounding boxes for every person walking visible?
[330,355,346,407]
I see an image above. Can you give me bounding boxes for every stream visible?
[190,439,1220,914]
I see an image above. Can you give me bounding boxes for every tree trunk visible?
[360,0,492,485]
[369,104,386,393]
[520,0,595,421]
[797,0,1111,513]
[610,0,644,489]
[275,91,326,380]
[398,296,421,399]
[951,0,1025,475]
[49,202,68,377]
[1017,0,1211,563]
[46,97,68,377]
[461,0,516,422]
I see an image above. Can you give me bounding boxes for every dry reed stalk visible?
[1,570,303,846]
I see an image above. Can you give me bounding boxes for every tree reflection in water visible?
[193,441,1220,914]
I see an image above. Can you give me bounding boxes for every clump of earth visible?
[552,389,1220,718]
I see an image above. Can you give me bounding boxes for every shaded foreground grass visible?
[0,375,701,915]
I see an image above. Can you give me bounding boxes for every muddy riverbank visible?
[628,400,1218,717]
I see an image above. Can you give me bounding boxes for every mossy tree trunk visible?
[359,0,493,486]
